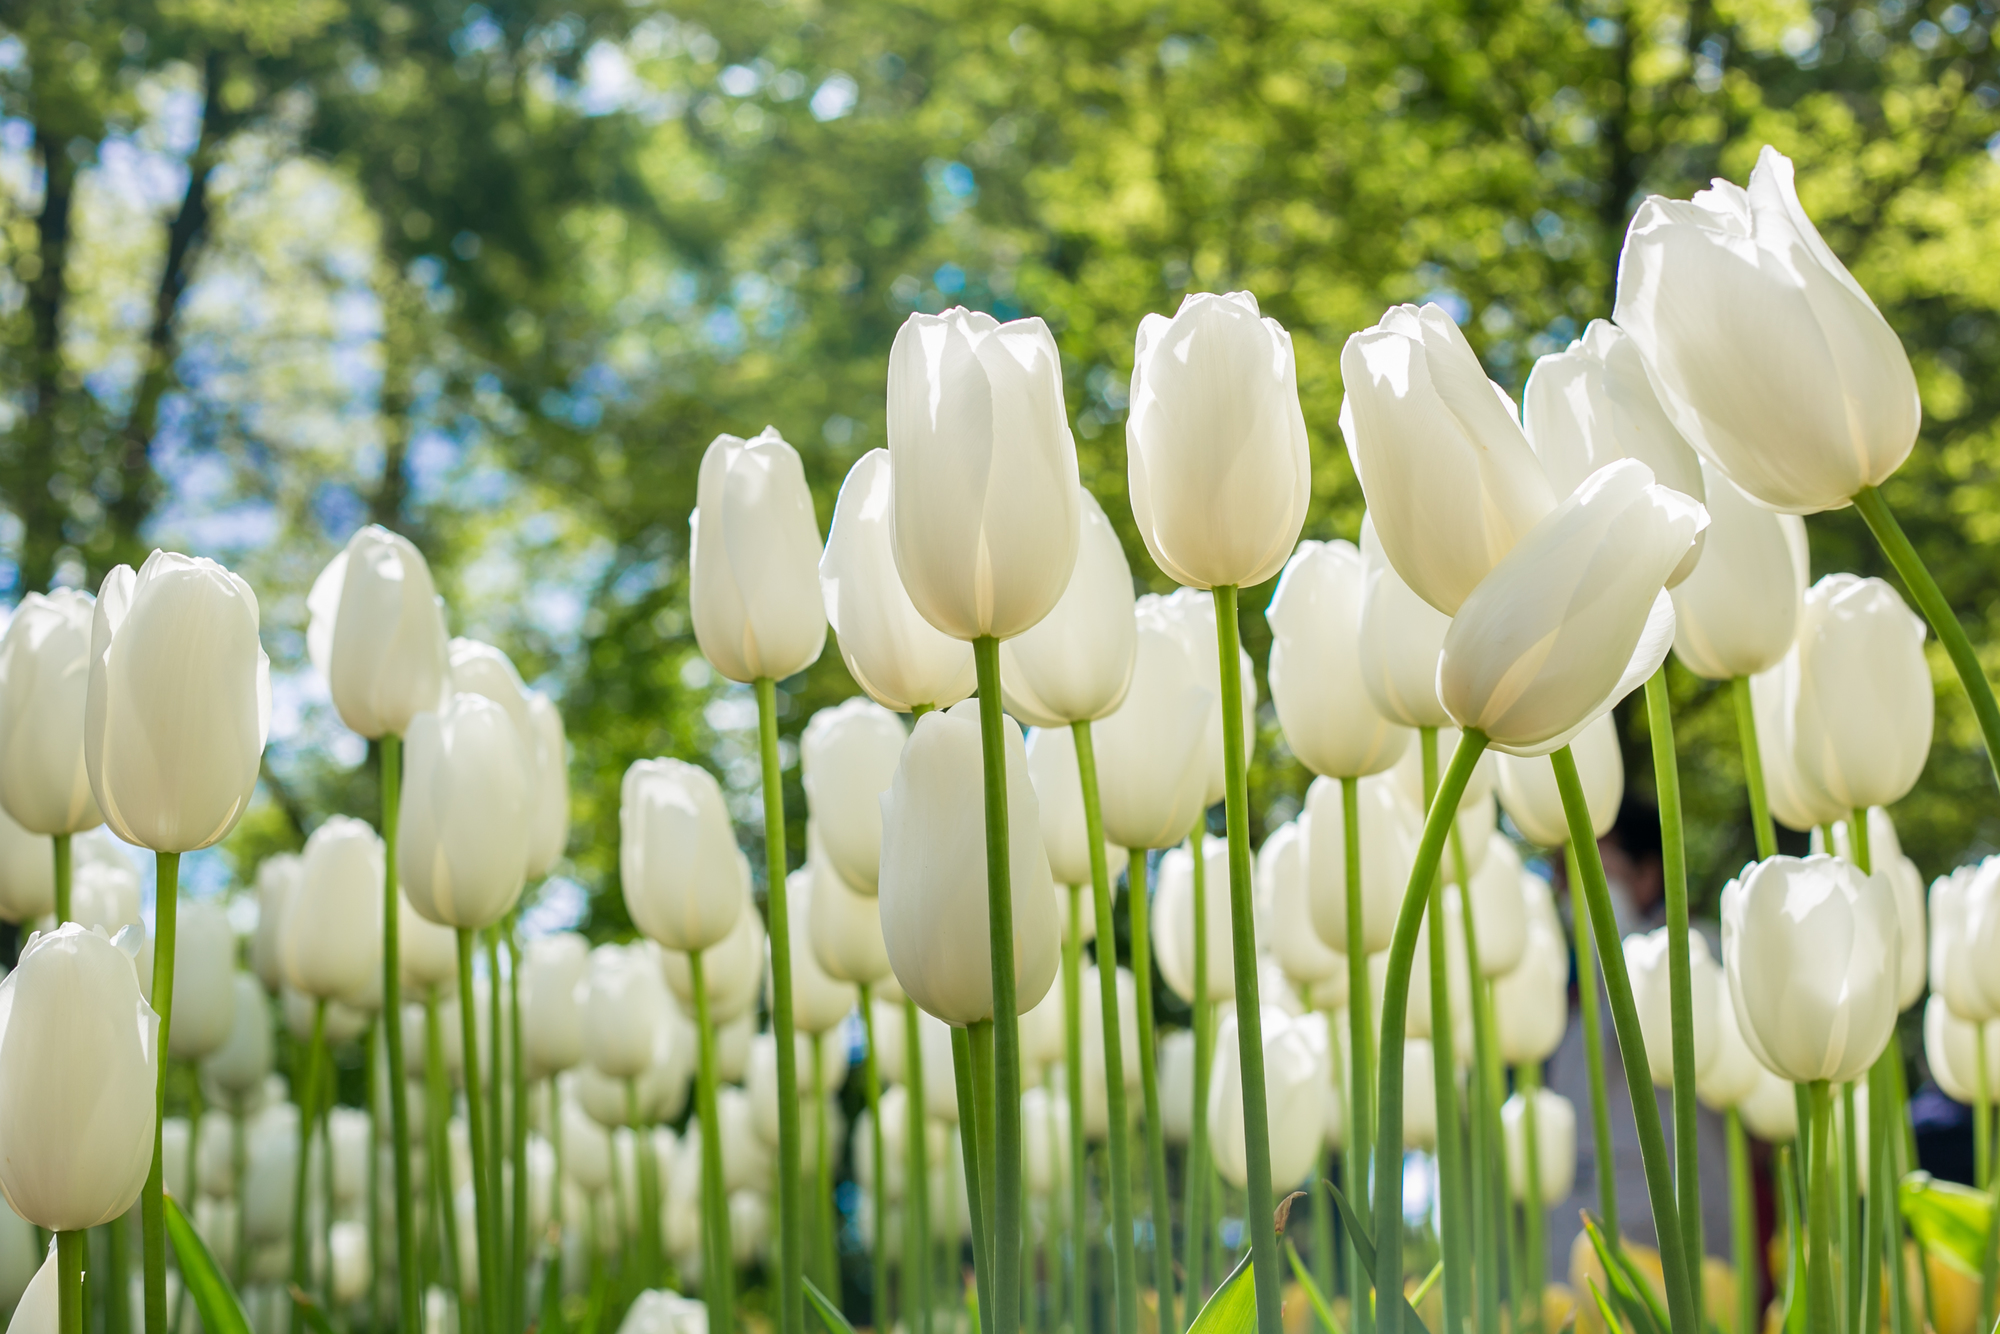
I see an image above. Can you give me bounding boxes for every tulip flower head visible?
[0,589,104,835]
[169,899,240,1061]
[804,832,893,987]
[773,864,861,1034]
[1495,712,1624,847]
[1208,1005,1325,1193]
[691,425,829,682]
[1501,1087,1576,1205]
[1302,772,1414,955]
[306,526,451,740]
[1153,838,1235,1004]
[1021,724,1128,889]
[1524,320,1705,517]
[1669,460,1810,681]
[1355,516,1455,730]
[800,697,907,893]
[1086,622,1212,851]
[521,932,589,1080]
[0,805,51,926]
[619,757,745,954]
[1788,573,1933,811]
[399,692,532,931]
[283,815,385,1003]
[998,488,1138,726]
[1142,589,1255,806]
[1625,926,1722,1087]
[1255,821,1344,991]
[1266,539,1411,779]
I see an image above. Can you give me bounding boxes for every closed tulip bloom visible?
[0,923,159,1230]
[1208,1005,1324,1193]
[525,695,570,878]
[1722,854,1900,1084]
[399,889,458,994]
[306,526,450,739]
[620,758,744,953]
[1267,539,1411,779]
[1160,1029,1196,1145]
[1255,822,1343,989]
[1738,1069,1800,1144]
[1355,517,1453,730]
[1927,865,1994,1022]
[1495,712,1624,847]
[1022,1087,1070,1197]
[1079,966,1140,1140]
[85,552,270,852]
[775,866,860,1034]
[582,944,667,1082]
[1614,146,1919,515]
[1143,590,1256,807]
[1698,988,1766,1112]
[1089,623,1212,850]
[283,816,385,1002]
[689,426,828,682]
[1749,654,1848,832]
[1923,995,2000,1107]
[169,900,238,1061]
[1022,726,1127,888]
[819,450,976,712]
[801,698,907,893]
[887,308,1080,641]
[1463,834,1528,978]
[1524,321,1706,517]
[878,699,1060,1024]
[521,932,588,1080]
[1625,927,1722,1086]
[1816,808,1927,1009]
[999,489,1138,726]
[1154,840,1234,1004]
[1962,865,2000,1022]
[1019,981,1067,1077]
[448,637,532,740]
[202,974,275,1103]
[1439,460,1705,756]
[0,807,51,925]
[1492,921,1568,1066]
[250,854,300,994]
[1670,461,1810,680]
[0,590,103,834]
[1302,773,1412,954]
[805,833,892,987]
[660,880,765,1024]
[1402,1039,1440,1150]
[1501,1088,1576,1205]
[1340,303,1556,615]
[1789,574,1933,809]
[1127,291,1311,590]
[399,693,531,931]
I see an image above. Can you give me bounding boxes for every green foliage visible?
[1899,1170,1994,1278]
[163,1194,253,1334]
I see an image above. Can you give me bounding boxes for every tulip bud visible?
[1127,292,1311,590]
[1355,517,1454,730]
[619,758,744,954]
[1494,713,1623,848]
[1142,590,1255,807]
[1440,461,1704,756]
[878,699,1061,1025]
[399,889,459,995]
[690,426,828,682]
[0,804,51,925]
[202,974,275,1104]
[1738,1069,1799,1144]
[660,880,764,1024]
[1021,726,1128,889]
[1748,654,1848,832]
[0,924,160,1229]
[999,489,1138,727]
[1080,966,1140,1141]
[1614,146,1919,515]
[169,900,238,1061]
[1789,574,1933,810]
[0,590,104,836]
[819,450,976,712]
[1302,773,1412,955]
[284,816,385,1003]
[1088,623,1211,851]
[1624,927,1722,1087]
[85,552,271,852]
[1208,1005,1324,1194]
[525,695,570,879]
[1501,1087,1576,1205]
[1923,995,2000,1107]
[1492,921,1568,1066]
[521,933,588,1081]
[1255,822,1343,991]
[1023,1086,1070,1198]
[774,865,860,1035]
[1266,540,1412,780]
[306,526,450,740]
[1159,1029,1195,1145]
[1153,840,1234,1005]
[1019,981,1067,1078]
[251,854,300,994]
[805,831,892,988]
[65,855,146,994]
[1462,834,1528,979]
[1698,987,1765,1113]
[1669,461,1810,681]
[801,698,907,894]
[581,944,668,1082]
[1722,855,1899,1084]
[1929,865,1996,1024]
[399,693,531,931]
[1524,321,1705,522]
[1814,808,1927,1010]
[887,308,1081,641]
[1340,303,1556,615]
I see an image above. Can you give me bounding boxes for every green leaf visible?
[1580,1213,1667,1334]
[286,1288,337,1334]
[804,1276,858,1334]
[1320,1178,1433,1330]
[1188,1243,1259,1334]
[162,1194,252,1334]
[1899,1171,1992,1277]
[1284,1238,1345,1334]
[1408,1260,1444,1309]
[1584,1276,1624,1333]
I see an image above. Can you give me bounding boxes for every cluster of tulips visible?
[0,140,1995,1334]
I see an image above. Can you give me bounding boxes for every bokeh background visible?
[5,0,1999,929]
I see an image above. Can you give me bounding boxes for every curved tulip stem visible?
[1806,1081,1838,1334]
[1340,775,1374,1334]
[1852,484,2000,793]
[1726,1109,1759,1334]
[1568,842,1619,1246]
[1124,847,1175,1334]
[1418,729,1471,1334]
[691,948,733,1329]
[1210,584,1279,1334]
[1070,720,1137,1334]
[1062,885,1088,1334]
[756,675,806,1334]
[292,1000,328,1334]
[379,733,420,1334]
[1644,669,1704,1318]
[1371,727,1488,1334]
[58,1230,83,1334]
[1184,820,1212,1322]
[143,849,179,1334]
[1729,678,1778,861]
[860,984,890,1334]
[952,1024,994,1334]
[52,832,70,925]
[456,929,500,1334]
[1552,746,1699,1334]
[903,997,932,1334]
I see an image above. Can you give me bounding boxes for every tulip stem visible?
[971,635,1025,1334]
[1339,775,1374,1334]
[625,1080,658,1293]
[860,984,890,1334]
[1551,746,1699,1334]
[1210,583,1280,1334]
[293,1000,328,1334]
[1568,842,1619,1248]
[1458,829,1508,1334]
[1980,1030,1998,1330]
[1519,1063,1547,1334]
[1726,1109,1758,1334]
[1124,846,1175,1334]
[755,675,806,1334]
[484,929,507,1293]
[1184,818,1212,1323]
[1729,679,1778,861]
[1805,1081,1838,1334]
[1371,727,1487,1334]
[813,1035,837,1293]
[1852,484,2000,793]
[1062,884,1088,1334]
[953,1024,994,1334]
[1418,728,1471,1334]
[52,832,69,924]
[379,733,420,1334]
[1644,668,1704,1319]
[142,849,179,1334]
[456,929,500,1334]
[424,990,464,1306]
[59,1230,83,1334]
[688,949,733,1329]
[904,997,932,1334]
[1070,720,1138,1334]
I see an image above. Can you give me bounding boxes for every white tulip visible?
[800,698,906,894]
[283,816,385,1003]
[1153,840,1234,1005]
[1494,712,1623,848]
[1815,808,1926,1009]
[620,758,744,954]
[521,933,588,1080]
[1088,623,1211,851]
[1748,652,1849,832]
[251,854,300,994]
[525,694,570,879]
[1697,987,1765,1113]
[999,489,1137,728]
[1021,725,1127,889]
[0,805,50,926]
[1789,574,1933,810]
[1266,540,1411,779]
[1355,516,1453,730]
[1737,1069,1800,1144]
[1524,320,1705,519]
[1141,590,1254,808]
[1462,834,1528,979]
[399,693,531,931]
[305,525,450,740]
[659,879,765,1025]
[1923,995,2000,1107]
[804,831,892,988]
[1669,460,1810,681]
[773,865,859,1035]
[1079,966,1139,1141]
[1302,773,1412,955]
[169,900,238,1061]
[1501,1087,1576,1206]
[690,426,828,683]
[0,589,103,835]
[1255,822,1343,990]
[1624,927,1721,1087]
[1492,921,1568,1066]
[1207,1006,1324,1193]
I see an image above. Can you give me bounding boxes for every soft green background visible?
[5,0,1998,927]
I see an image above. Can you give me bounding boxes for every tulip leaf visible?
[162,1194,252,1334]
[287,1288,338,1334]
[1899,1171,1992,1277]
[803,1276,858,1334]
[1409,1260,1444,1309]
[1584,1276,1625,1334]
[1283,1238,1346,1334]
[1320,1178,1433,1329]
[1580,1213,1667,1334]
[1187,1244,1259,1334]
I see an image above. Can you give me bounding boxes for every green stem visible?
[625,1080,656,1292]
[106,1212,124,1334]
[691,950,733,1326]
[756,675,805,1334]
[1340,775,1374,1334]
[292,1000,328,1334]
[1459,831,1508,1334]
[143,850,179,1334]
[425,991,463,1304]
[1520,1062,1547,1334]
[380,734,420,1334]
[367,1018,382,1330]
[1552,745,1700,1334]
[1072,719,1138,1334]
[1063,885,1088,1334]
[905,997,932,1334]
[1730,678,1778,861]
[1852,484,2000,792]
[59,1230,84,1334]
[971,635,1024,1334]
[1569,841,1619,1248]
[321,1041,336,1306]
[1779,1141,1805,1334]
[233,1113,247,1286]
[1418,727,1470,1334]
[1125,843,1176,1334]
[1842,1081,1862,1332]
[1211,584,1280,1334]
[1885,1035,1919,1334]
[814,1033,837,1293]
[485,927,506,1295]
[509,920,528,1329]
[1727,1110,1759,1334]
[861,984,889,1334]
[1370,727,1488,1334]
[973,1021,1002,1292]
[52,831,69,924]
[954,1024,994,1334]
[457,929,500,1334]
[1185,819,1211,1324]
[1807,1082,1838,1334]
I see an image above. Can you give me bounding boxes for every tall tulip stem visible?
[142,849,179,1334]
[1419,728,1471,1334]
[813,1035,837,1290]
[971,635,1024,1334]
[1184,821,1213,1323]
[689,950,735,1330]
[1458,829,1508,1334]
[51,832,69,925]
[904,997,932,1334]
[1567,842,1619,1245]
[379,733,420,1334]
[754,675,806,1334]
[1069,720,1138,1334]
[1851,484,2000,793]
[1210,583,1279,1334]
[291,1000,328,1334]
[1805,1080,1838,1334]
[952,1024,994,1334]
[484,929,506,1286]
[1062,885,1088,1334]
[1371,726,1487,1334]
[424,991,462,1301]
[508,922,529,1330]
[1124,848,1175,1334]
[456,929,500,1334]
[860,983,889,1334]
[1729,679,1778,860]
[1551,746,1699,1334]
[1339,775,1374,1334]
[1726,1110,1758,1334]
[58,1230,83,1334]
[1644,668,1704,1316]
[1519,1062,1547,1334]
